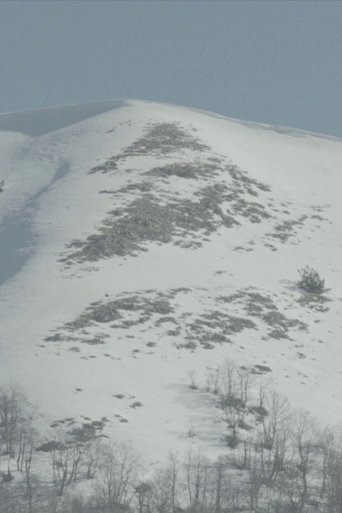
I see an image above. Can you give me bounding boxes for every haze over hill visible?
[0,99,341,465]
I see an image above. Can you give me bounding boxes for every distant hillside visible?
[0,99,341,466]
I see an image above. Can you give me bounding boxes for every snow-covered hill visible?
[0,100,341,465]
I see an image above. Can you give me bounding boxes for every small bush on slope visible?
[298,265,325,294]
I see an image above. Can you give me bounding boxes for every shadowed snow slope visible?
[0,99,341,463]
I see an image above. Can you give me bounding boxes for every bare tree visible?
[291,411,316,512]
[83,438,101,480]
[51,429,84,496]
[0,386,28,456]
[149,454,180,513]
[318,427,335,500]
[184,449,209,513]
[95,443,138,512]
[237,368,254,409]
[135,482,153,513]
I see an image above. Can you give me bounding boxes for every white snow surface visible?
[0,99,341,466]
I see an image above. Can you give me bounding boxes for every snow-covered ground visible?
[0,99,341,466]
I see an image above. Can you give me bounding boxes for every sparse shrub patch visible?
[298,265,325,294]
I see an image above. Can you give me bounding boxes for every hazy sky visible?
[0,1,341,136]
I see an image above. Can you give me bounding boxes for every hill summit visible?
[0,100,341,462]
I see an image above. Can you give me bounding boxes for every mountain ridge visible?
[2,98,341,141]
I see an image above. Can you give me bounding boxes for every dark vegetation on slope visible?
[61,122,274,264]
[218,290,308,340]
[43,286,308,352]
[296,267,330,312]
[298,266,325,295]
[89,123,211,173]
[64,185,239,260]
[61,122,330,265]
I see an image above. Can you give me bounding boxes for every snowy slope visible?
[0,100,341,465]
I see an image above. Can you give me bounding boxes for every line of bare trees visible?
[202,361,342,513]
[0,368,342,513]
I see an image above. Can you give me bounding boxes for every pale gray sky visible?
[0,1,341,136]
